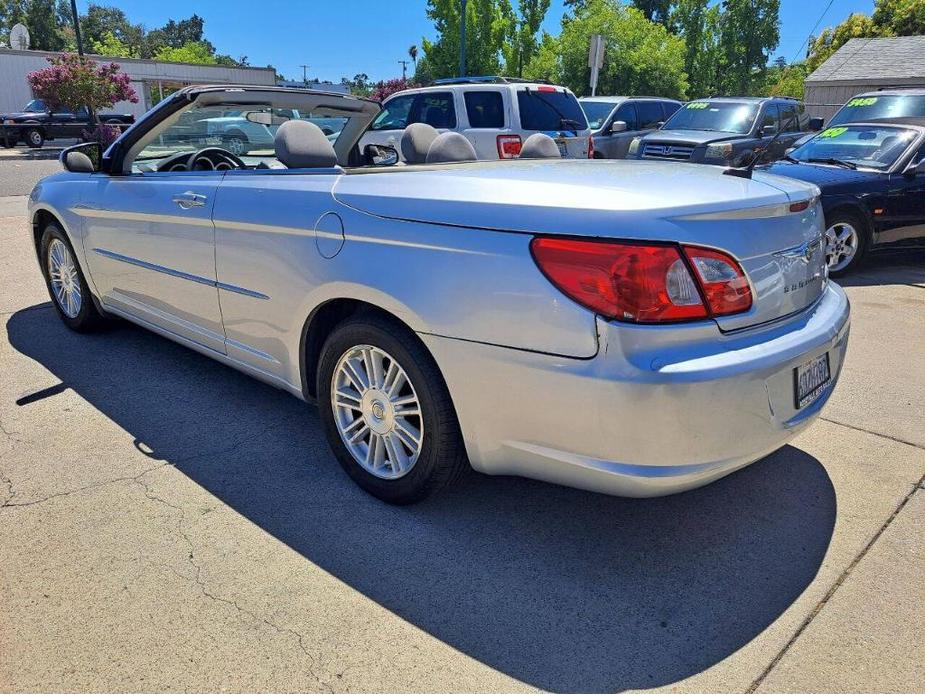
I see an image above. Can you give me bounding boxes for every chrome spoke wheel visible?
[47,239,82,318]
[226,137,246,156]
[331,344,424,480]
[824,222,859,272]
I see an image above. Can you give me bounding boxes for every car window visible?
[464,91,504,128]
[23,99,46,112]
[409,92,457,129]
[779,103,800,132]
[370,94,416,131]
[614,102,637,130]
[760,104,780,134]
[829,95,925,126]
[636,101,663,129]
[580,101,617,130]
[662,101,759,134]
[662,101,682,119]
[517,88,588,131]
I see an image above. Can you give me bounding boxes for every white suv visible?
[358,77,592,160]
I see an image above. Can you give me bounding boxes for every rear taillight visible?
[530,237,752,323]
[497,134,522,159]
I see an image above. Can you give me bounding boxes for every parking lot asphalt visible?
[1,166,923,692]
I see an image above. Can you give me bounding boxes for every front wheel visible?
[824,211,869,276]
[40,224,105,332]
[317,314,468,504]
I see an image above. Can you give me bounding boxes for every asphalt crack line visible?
[132,472,332,692]
[745,471,925,693]
[819,416,925,452]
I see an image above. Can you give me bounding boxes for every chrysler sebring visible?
[28,85,849,504]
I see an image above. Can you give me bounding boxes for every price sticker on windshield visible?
[686,102,710,110]
[847,97,878,107]
[818,127,848,139]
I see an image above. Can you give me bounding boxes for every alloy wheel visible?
[824,222,859,273]
[331,344,424,480]
[226,137,246,156]
[47,239,82,318]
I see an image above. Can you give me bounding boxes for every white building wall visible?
[0,48,276,115]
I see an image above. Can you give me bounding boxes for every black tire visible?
[824,209,870,277]
[317,312,468,504]
[24,127,44,148]
[39,223,105,332]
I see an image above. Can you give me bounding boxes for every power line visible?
[791,0,836,63]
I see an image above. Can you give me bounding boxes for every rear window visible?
[517,89,588,132]
[464,91,504,128]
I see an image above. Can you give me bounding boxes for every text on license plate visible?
[794,353,831,409]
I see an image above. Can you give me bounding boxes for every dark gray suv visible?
[628,96,819,166]
[581,96,683,159]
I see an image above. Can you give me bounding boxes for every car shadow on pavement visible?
[836,248,925,288]
[7,305,837,692]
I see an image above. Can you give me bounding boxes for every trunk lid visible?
[335,159,825,330]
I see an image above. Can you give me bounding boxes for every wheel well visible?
[32,209,60,254]
[300,299,418,399]
[224,129,248,141]
[825,203,870,229]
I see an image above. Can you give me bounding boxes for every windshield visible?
[789,125,918,170]
[662,101,759,134]
[829,95,925,126]
[23,99,46,112]
[517,89,588,132]
[581,101,617,130]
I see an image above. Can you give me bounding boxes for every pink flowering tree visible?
[371,78,418,102]
[27,53,138,124]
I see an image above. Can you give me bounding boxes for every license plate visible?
[794,353,831,409]
[555,138,568,157]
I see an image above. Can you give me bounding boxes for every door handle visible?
[172,192,207,209]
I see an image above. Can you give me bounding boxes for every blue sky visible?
[75,0,876,83]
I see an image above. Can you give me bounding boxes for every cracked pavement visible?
[1,184,924,693]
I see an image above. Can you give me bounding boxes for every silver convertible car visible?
[29,85,850,504]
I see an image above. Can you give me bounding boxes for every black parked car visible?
[764,118,925,275]
[629,96,820,165]
[1,99,135,148]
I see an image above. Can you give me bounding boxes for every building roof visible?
[806,36,925,84]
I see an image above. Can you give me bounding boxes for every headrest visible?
[425,132,477,164]
[519,133,561,159]
[274,120,337,169]
[400,123,439,164]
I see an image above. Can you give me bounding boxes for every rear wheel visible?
[24,127,44,148]
[223,132,249,156]
[317,313,468,504]
[824,210,869,276]
[40,224,105,332]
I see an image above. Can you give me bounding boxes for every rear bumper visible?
[421,282,850,497]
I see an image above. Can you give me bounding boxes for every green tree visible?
[23,0,65,50]
[89,29,137,57]
[341,73,373,97]
[145,14,211,57]
[502,0,551,77]
[80,3,145,56]
[417,0,512,80]
[153,40,218,65]
[631,0,673,25]
[872,0,925,35]
[670,0,722,97]
[717,0,780,95]
[530,0,687,99]
[806,12,884,71]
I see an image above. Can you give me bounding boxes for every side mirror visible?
[364,144,399,167]
[785,146,796,157]
[761,125,778,137]
[60,141,101,173]
[903,159,925,177]
[609,120,627,134]
[656,121,665,128]
[808,117,824,132]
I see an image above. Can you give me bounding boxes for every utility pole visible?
[300,64,310,84]
[459,0,467,77]
[398,59,409,80]
[70,0,84,56]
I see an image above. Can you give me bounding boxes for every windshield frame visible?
[23,99,47,113]
[788,123,922,173]
[662,100,760,135]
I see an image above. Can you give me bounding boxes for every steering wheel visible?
[186,147,246,172]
